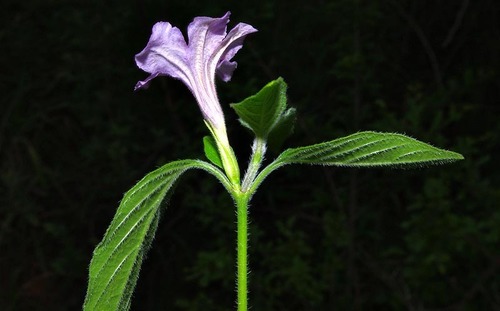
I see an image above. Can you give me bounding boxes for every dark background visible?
[1,0,499,310]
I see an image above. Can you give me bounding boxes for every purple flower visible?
[135,12,257,131]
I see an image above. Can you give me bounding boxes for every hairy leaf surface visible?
[83,160,200,311]
[277,131,463,167]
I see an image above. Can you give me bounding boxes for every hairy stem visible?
[235,193,249,311]
[242,137,267,192]
[233,138,267,311]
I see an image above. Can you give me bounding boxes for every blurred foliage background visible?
[1,0,499,310]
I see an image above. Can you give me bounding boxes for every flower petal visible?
[134,12,257,132]
[186,11,231,104]
[134,22,191,89]
[216,23,258,82]
[134,72,160,91]
[187,12,230,67]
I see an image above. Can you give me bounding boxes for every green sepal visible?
[276,131,464,168]
[83,160,201,311]
[231,77,291,140]
[203,135,223,168]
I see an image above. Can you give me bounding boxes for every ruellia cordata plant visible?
[83,12,463,311]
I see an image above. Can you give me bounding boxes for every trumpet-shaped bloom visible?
[135,12,257,131]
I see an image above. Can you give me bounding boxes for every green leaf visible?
[203,136,223,168]
[276,131,464,168]
[83,160,200,311]
[267,107,297,153]
[231,77,288,138]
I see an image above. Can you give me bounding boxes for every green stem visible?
[231,138,276,311]
[235,193,249,311]
[242,137,266,192]
[233,138,267,311]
